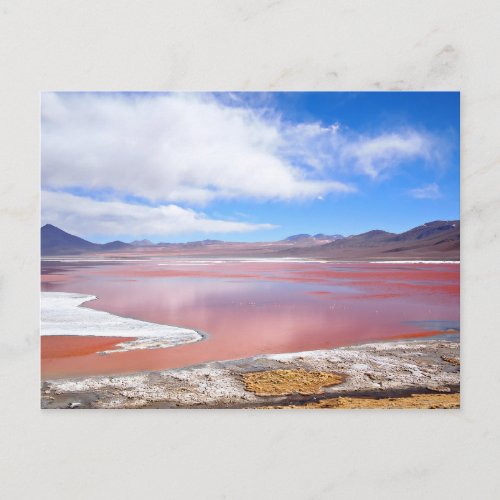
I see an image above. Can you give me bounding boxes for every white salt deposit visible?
[159,258,329,264]
[41,292,202,353]
[368,260,459,264]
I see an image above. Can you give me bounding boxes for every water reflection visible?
[41,260,459,378]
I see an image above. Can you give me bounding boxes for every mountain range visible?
[40,220,460,260]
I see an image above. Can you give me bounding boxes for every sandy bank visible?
[41,339,459,409]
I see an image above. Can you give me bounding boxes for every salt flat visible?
[41,292,202,353]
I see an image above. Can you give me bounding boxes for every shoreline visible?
[41,292,205,354]
[42,256,460,263]
[41,338,460,409]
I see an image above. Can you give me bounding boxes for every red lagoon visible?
[41,260,459,379]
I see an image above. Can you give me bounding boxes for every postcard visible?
[41,92,459,409]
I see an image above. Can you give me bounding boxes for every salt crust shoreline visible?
[41,339,460,409]
[41,292,202,353]
[42,258,460,264]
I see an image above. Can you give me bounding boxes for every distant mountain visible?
[41,224,100,255]
[130,239,154,247]
[387,220,459,242]
[101,241,132,251]
[286,220,460,260]
[185,239,224,247]
[284,233,344,244]
[324,229,395,248]
[314,233,344,241]
[284,234,312,242]
[156,239,225,248]
[41,220,460,260]
[41,224,131,255]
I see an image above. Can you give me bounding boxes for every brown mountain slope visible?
[41,220,460,260]
[281,221,459,260]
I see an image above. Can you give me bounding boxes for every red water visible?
[41,260,459,378]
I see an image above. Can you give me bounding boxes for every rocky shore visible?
[41,339,460,409]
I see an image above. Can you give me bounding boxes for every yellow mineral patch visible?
[243,369,343,396]
[266,392,460,409]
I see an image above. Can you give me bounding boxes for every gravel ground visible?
[41,339,460,409]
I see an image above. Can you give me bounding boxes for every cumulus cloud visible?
[41,92,448,237]
[42,93,352,204]
[41,191,276,237]
[409,183,442,199]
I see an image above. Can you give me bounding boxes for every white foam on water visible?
[157,260,223,266]
[368,261,460,264]
[156,258,329,265]
[41,292,202,353]
[42,259,151,262]
[235,258,329,263]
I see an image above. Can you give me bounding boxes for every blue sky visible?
[41,92,459,243]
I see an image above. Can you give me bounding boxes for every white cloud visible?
[41,191,276,238]
[409,183,442,199]
[341,131,435,178]
[41,93,449,237]
[280,122,343,171]
[42,93,352,204]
